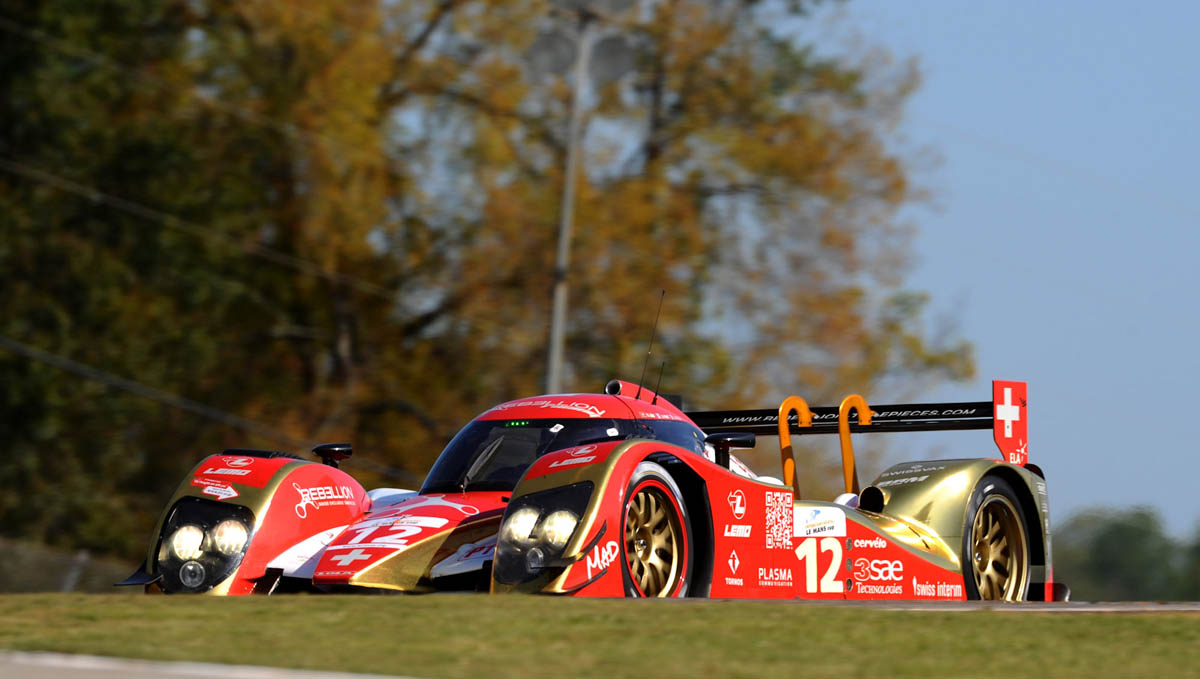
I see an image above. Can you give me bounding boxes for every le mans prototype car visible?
[120,379,1067,601]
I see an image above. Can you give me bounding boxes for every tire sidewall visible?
[620,460,693,598]
[961,474,1029,601]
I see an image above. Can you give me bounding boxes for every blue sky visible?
[802,2,1200,538]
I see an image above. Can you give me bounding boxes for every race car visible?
[120,378,1067,601]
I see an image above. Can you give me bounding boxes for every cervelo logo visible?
[851,537,887,549]
[222,456,255,467]
[853,558,903,582]
[727,490,746,519]
[912,576,963,599]
[489,399,607,418]
[294,483,356,519]
[586,540,620,579]
[547,445,599,469]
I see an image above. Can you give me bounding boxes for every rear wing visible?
[685,380,1029,496]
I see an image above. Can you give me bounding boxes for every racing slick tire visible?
[962,474,1030,601]
[620,461,693,598]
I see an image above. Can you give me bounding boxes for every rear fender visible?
[866,459,1051,581]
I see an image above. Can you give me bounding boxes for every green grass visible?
[0,595,1196,678]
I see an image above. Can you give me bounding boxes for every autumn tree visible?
[1,0,971,557]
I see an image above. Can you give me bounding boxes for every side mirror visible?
[313,443,352,469]
[704,432,755,469]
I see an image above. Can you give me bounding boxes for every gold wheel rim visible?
[624,484,682,597]
[970,495,1028,601]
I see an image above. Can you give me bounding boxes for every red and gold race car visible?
[121,379,1066,601]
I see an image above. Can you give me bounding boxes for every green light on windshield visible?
[505,420,530,427]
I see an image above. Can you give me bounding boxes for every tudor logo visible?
[586,540,620,579]
[727,490,746,519]
[853,558,903,582]
[222,456,254,467]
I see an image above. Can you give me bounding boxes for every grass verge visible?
[0,594,1196,678]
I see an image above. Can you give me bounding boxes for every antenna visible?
[651,361,665,405]
[635,290,666,401]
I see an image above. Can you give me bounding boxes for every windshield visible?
[421,418,635,493]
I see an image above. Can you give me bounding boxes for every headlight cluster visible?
[156,498,255,593]
[494,482,593,586]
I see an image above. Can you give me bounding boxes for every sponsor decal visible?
[724,577,744,586]
[880,464,944,477]
[328,548,373,567]
[764,491,793,549]
[853,558,903,582]
[795,506,847,538]
[334,515,450,549]
[757,567,793,588]
[200,467,252,476]
[294,483,356,519]
[855,582,903,595]
[222,456,255,467]
[586,540,620,579]
[488,399,606,418]
[547,444,599,469]
[728,550,740,574]
[393,494,480,516]
[727,490,746,519]
[191,477,238,500]
[912,576,963,599]
[875,475,928,488]
[637,411,686,421]
[723,524,751,538]
[851,537,888,550]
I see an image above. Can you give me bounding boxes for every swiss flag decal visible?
[992,380,1028,466]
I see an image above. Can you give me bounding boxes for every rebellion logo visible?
[727,490,746,519]
[294,483,356,519]
[586,540,620,579]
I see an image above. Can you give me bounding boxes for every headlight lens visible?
[493,482,594,586]
[501,507,540,546]
[170,524,205,560]
[211,520,249,556]
[539,510,578,550]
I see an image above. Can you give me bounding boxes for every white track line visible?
[0,651,418,679]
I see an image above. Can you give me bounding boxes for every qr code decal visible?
[765,491,793,549]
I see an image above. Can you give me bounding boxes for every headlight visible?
[501,507,540,546]
[538,510,578,550]
[155,497,256,593]
[170,525,205,560]
[493,482,594,586]
[211,520,248,556]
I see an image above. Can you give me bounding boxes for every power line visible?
[0,156,395,300]
[0,334,424,485]
[0,15,383,168]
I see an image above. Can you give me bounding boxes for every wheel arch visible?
[984,465,1046,570]
[646,451,714,597]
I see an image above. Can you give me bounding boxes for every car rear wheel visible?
[621,461,692,597]
[962,475,1030,601]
